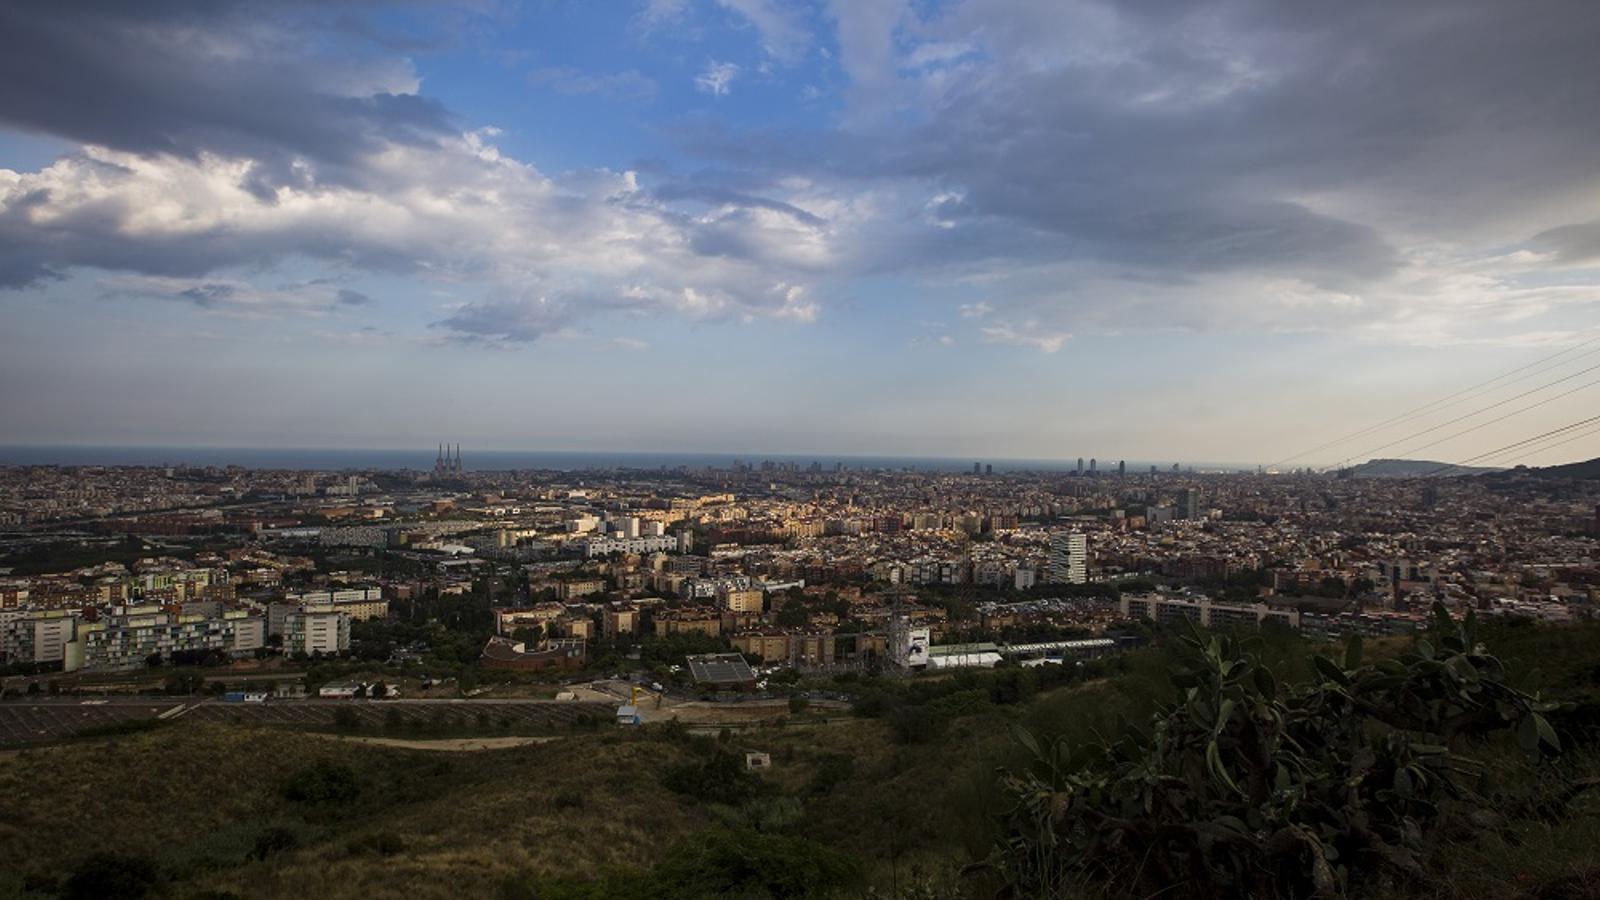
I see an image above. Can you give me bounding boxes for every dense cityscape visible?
[9,0,1600,897]
[4,451,1596,686]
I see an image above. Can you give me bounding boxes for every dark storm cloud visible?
[1532,222,1600,265]
[681,0,1600,292]
[0,1,455,186]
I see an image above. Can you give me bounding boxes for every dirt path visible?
[307,734,558,751]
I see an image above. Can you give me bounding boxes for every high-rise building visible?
[1178,488,1200,520]
[1077,457,1084,475]
[1118,460,1126,478]
[973,462,981,475]
[1089,458,1097,474]
[1047,531,1087,584]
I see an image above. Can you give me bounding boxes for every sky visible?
[2,0,1600,468]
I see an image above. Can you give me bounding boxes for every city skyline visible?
[3,1,1600,465]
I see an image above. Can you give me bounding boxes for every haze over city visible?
[3,1,1600,466]
[5,6,1600,899]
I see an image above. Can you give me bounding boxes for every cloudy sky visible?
[3,0,1599,466]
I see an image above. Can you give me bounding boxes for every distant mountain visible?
[1342,458,1501,478]
[1528,456,1600,480]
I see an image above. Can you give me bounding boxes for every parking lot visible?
[183,699,612,731]
[0,698,614,747]
[0,700,181,747]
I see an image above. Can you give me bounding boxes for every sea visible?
[0,446,1252,474]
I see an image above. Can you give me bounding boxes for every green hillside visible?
[5,618,1600,900]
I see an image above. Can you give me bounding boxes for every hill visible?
[6,622,1600,899]
[1343,457,1500,477]
[1530,455,1600,480]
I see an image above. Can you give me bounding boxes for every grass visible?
[5,620,1600,899]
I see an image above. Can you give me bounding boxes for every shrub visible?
[804,753,856,796]
[282,760,362,805]
[249,825,298,861]
[653,828,860,899]
[661,749,763,805]
[989,604,1570,899]
[61,853,161,900]
[887,705,946,745]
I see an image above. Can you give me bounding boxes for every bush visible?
[804,753,856,796]
[249,825,298,860]
[61,853,161,900]
[282,760,362,805]
[989,604,1570,899]
[653,828,860,899]
[661,749,762,805]
[887,705,946,745]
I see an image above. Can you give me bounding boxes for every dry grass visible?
[0,723,712,899]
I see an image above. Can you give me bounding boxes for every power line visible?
[1390,374,1600,459]
[1457,415,1600,466]
[1329,359,1600,469]
[1472,420,1600,467]
[1418,413,1600,476]
[1271,332,1600,468]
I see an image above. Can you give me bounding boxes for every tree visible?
[774,598,809,628]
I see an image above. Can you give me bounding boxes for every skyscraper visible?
[1077,457,1084,475]
[1089,458,1097,474]
[1178,488,1200,520]
[1047,531,1088,584]
[1118,460,1126,478]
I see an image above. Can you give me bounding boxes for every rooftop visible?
[686,652,757,685]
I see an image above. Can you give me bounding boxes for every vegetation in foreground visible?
[4,615,1600,899]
